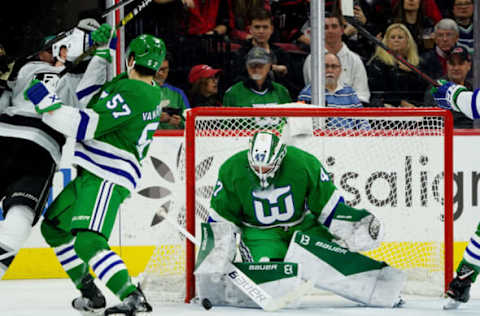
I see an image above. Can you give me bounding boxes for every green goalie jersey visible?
[210,146,343,229]
[72,72,163,192]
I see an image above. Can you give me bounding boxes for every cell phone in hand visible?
[162,107,181,116]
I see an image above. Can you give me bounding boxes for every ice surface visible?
[1,279,480,316]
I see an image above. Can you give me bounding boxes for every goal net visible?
[141,106,453,304]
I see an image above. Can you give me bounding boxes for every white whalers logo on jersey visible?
[252,185,295,224]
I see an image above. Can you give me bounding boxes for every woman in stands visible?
[366,23,427,108]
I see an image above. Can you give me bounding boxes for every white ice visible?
[1,278,480,316]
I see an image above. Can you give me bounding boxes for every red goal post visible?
[184,106,454,302]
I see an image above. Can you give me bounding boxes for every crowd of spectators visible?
[0,0,476,129]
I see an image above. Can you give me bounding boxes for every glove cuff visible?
[449,85,468,111]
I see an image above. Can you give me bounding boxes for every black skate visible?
[72,274,106,315]
[443,264,475,310]
[104,286,152,316]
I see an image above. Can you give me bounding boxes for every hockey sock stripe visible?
[55,243,84,271]
[464,236,480,266]
[464,248,480,266]
[98,260,124,280]
[470,234,480,248]
[90,250,128,284]
[464,235,480,263]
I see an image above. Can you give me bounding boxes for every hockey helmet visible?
[248,131,287,188]
[126,34,166,72]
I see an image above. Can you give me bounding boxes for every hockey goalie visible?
[194,131,406,309]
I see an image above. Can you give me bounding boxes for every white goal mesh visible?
[141,106,453,304]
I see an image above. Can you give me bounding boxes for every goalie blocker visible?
[194,223,405,309]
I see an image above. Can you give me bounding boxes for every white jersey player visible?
[433,80,480,309]
[0,19,111,281]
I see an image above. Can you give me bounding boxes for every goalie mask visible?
[51,27,91,63]
[248,131,287,188]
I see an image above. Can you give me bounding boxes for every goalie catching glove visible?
[24,79,63,113]
[431,79,467,111]
[90,23,117,63]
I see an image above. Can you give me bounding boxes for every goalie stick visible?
[58,0,153,77]
[155,206,313,312]
[344,16,439,87]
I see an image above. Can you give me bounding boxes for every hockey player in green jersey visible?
[25,33,166,315]
[205,131,406,308]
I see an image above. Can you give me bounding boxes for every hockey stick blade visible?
[443,297,461,310]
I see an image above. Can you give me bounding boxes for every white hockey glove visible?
[90,23,117,63]
[331,214,384,252]
[24,79,63,113]
[77,18,101,32]
[431,79,467,111]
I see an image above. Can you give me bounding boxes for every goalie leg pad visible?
[285,231,405,307]
[195,222,240,275]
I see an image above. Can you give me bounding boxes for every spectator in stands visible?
[230,8,296,95]
[140,0,194,48]
[228,0,270,43]
[270,0,310,47]
[392,0,436,54]
[188,64,223,107]
[424,46,473,128]
[184,0,230,36]
[420,18,459,80]
[223,46,291,107]
[343,0,394,61]
[154,52,190,129]
[451,0,474,53]
[303,12,371,104]
[298,52,370,129]
[367,23,427,107]
[391,0,443,23]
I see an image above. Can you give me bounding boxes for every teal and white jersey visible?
[210,146,344,229]
[70,72,163,192]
